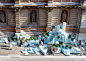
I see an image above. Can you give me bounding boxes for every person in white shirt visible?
[42,35,45,40]
[9,40,12,50]
[24,40,28,46]
[73,39,77,47]
[40,41,43,46]
[42,35,45,43]
[80,46,84,56]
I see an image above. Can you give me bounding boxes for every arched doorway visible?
[30,10,36,23]
[0,10,6,23]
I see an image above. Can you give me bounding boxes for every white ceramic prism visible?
[57,25,60,33]
[62,22,66,33]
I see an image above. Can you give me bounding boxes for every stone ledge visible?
[79,29,86,33]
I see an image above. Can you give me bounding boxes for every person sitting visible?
[20,38,22,47]
[8,38,12,42]
[52,46,57,56]
[24,40,28,46]
[39,40,43,46]
[79,40,81,46]
[41,35,45,43]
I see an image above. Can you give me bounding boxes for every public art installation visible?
[0,22,85,56]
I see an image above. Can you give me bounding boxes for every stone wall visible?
[39,8,47,27]
[20,9,29,27]
[7,9,15,27]
[69,8,78,27]
[51,8,60,26]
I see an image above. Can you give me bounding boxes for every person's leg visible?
[74,42,76,46]
[52,51,55,56]
[52,51,55,55]
[82,51,84,55]
[80,50,82,56]
[52,51,54,54]
[81,51,83,56]
[75,42,77,47]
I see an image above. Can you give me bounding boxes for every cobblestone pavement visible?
[0,43,86,56]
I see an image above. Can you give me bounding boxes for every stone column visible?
[15,8,21,33]
[76,8,81,40]
[78,0,86,40]
[46,8,52,32]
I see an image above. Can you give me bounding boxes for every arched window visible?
[0,11,6,23]
[30,10,36,23]
[61,10,68,23]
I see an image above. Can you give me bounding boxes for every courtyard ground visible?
[0,56,86,61]
[0,43,86,56]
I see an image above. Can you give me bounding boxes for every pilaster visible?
[15,8,21,33]
[46,8,52,32]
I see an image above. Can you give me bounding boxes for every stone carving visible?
[61,11,67,22]
[0,11,5,23]
[31,11,36,22]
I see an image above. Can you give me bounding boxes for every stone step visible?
[29,25,38,27]
[0,31,14,38]
[47,24,51,26]
[25,32,44,36]
[78,33,86,40]
[66,31,75,36]
[0,36,4,38]
[0,23,8,27]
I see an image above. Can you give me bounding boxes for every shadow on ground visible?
[1,48,11,50]
[0,45,9,47]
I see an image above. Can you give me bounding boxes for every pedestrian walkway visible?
[0,56,86,61]
[0,43,86,56]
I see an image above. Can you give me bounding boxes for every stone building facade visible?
[0,0,85,40]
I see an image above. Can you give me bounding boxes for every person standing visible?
[73,39,77,47]
[80,46,84,56]
[9,40,12,50]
